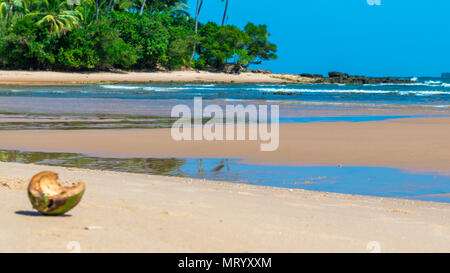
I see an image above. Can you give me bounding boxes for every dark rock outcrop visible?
[300,73,324,78]
[328,72,349,78]
[248,69,273,74]
[317,72,412,84]
[221,64,244,74]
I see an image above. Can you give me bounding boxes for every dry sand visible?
[1,162,449,253]
[0,118,449,174]
[0,70,311,85]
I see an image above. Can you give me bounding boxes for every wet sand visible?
[0,118,449,174]
[1,117,449,252]
[1,162,449,252]
[1,96,449,118]
[0,70,311,85]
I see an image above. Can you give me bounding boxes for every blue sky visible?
[187,0,450,77]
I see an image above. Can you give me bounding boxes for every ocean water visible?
[0,78,449,111]
[0,80,449,202]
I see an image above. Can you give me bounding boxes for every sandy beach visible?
[0,83,449,252]
[1,0,448,256]
[1,161,449,253]
[0,117,449,252]
[0,118,448,174]
[0,70,312,85]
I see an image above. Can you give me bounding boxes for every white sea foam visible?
[223,98,249,102]
[184,84,216,87]
[254,88,391,94]
[410,91,449,96]
[358,81,450,87]
[425,80,442,85]
[422,104,450,108]
[252,87,449,96]
[142,86,189,92]
[282,100,450,109]
[363,83,424,86]
[100,85,141,90]
[45,90,66,94]
[256,84,287,87]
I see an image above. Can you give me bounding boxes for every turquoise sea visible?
[0,78,449,110]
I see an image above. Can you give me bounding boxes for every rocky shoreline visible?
[300,72,413,84]
[248,69,414,84]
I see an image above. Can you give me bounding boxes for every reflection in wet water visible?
[0,150,449,203]
[0,113,176,130]
[0,150,186,175]
[2,111,445,131]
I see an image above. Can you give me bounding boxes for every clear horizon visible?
[188,0,450,77]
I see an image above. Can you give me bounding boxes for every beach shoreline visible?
[0,70,316,85]
[0,118,449,175]
[0,0,447,255]
[1,161,449,252]
[0,82,449,252]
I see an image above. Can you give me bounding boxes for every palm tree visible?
[28,0,82,36]
[138,0,189,16]
[75,0,98,24]
[105,0,134,16]
[2,0,14,27]
[168,0,188,17]
[138,0,146,15]
[95,0,98,19]
[197,0,202,14]
[1,0,33,27]
[190,0,200,62]
[221,0,227,26]
[105,0,114,16]
[1,0,15,27]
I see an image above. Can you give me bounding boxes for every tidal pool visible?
[0,150,449,203]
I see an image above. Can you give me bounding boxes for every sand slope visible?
[1,162,449,253]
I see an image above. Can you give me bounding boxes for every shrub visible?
[0,9,276,72]
[0,18,56,69]
[109,11,171,69]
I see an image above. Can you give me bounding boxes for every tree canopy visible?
[0,0,277,71]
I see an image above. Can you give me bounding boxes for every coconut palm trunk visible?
[95,0,99,20]
[198,0,203,14]
[221,0,228,26]
[139,0,147,15]
[106,0,114,16]
[190,0,200,62]
[5,0,13,27]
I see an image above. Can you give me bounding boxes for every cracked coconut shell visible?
[28,171,85,215]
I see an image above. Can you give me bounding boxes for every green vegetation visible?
[0,0,277,71]
[0,149,187,175]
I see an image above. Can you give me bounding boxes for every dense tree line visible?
[0,0,277,71]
